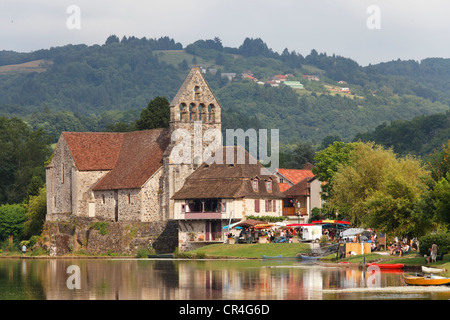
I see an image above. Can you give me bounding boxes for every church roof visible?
[172,146,284,200]
[62,132,125,171]
[93,128,170,190]
[170,67,221,107]
[61,129,170,190]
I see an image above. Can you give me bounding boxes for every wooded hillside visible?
[0,35,448,153]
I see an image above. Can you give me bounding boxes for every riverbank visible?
[188,243,312,259]
[2,243,449,277]
[188,243,450,276]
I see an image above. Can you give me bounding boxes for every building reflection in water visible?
[0,259,411,300]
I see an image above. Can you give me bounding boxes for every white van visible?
[301,225,322,242]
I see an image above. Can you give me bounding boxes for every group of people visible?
[388,239,418,256]
[235,226,298,244]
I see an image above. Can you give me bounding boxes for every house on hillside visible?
[303,75,319,81]
[283,81,304,90]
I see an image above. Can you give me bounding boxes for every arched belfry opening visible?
[169,67,222,127]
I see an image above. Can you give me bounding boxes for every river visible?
[0,258,448,300]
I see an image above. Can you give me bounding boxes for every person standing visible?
[426,242,438,263]
[22,244,27,257]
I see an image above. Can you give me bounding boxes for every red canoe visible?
[366,263,405,269]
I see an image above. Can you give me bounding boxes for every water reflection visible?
[0,259,448,300]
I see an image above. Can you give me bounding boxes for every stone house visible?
[172,146,284,250]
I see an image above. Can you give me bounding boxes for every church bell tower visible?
[162,67,222,219]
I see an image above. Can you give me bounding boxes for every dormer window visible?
[252,178,259,191]
[266,178,272,192]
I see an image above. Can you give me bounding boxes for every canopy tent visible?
[223,221,242,230]
[254,223,276,229]
[340,228,365,237]
[312,220,350,225]
[235,219,266,228]
[286,223,315,227]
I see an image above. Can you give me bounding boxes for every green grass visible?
[188,243,311,259]
[155,50,214,68]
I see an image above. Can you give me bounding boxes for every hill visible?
[0,35,448,148]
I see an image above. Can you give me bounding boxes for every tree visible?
[135,96,170,130]
[328,142,432,238]
[427,140,450,182]
[433,173,450,225]
[312,141,357,201]
[290,141,315,168]
[24,186,47,238]
[0,117,52,204]
[0,204,27,241]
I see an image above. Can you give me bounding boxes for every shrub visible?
[89,222,110,235]
[419,232,450,256]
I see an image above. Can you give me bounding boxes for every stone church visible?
[45,67,284,254]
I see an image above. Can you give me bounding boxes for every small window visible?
[266,179,272,191]
[181,204,185,213]
[279,178,284,183]
[102,194,105,204]
[252,178,259,191]
[128,192,131,204]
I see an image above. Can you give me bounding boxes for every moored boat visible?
[300,254,318,260]
[262,255,299,259]
[147,254,174,258]
[403,273,450,286]
[366,263,404,269]
[421,266,445,274]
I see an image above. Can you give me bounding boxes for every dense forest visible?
[0,35,448,145]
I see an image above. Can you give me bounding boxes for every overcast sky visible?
[1,0,450,66]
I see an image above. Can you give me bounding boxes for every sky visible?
[1,0,450,66]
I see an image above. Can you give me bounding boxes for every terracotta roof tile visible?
[276,168,315,185]
[93,128,170,190]
[62,132,125,171]
[278,182,291,193]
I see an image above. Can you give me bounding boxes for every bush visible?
[89,222,110,235]
[419,232,450,256]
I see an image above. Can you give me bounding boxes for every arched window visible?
[179,103,186,122]
[208,104,216,122]
[199,103,207,122]
[194,86,201,101]
[181,103,189,122]
[190,103,198,121]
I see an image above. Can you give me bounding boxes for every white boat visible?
[421,266,445,274]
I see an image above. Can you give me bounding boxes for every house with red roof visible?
[274,164,323,223]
